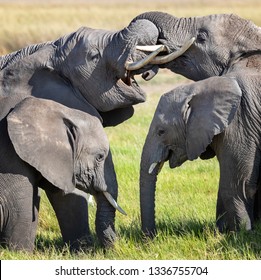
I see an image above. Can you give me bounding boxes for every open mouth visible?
[121,37,196,86]
[148,148,172,175]
[115,72,146,105]
[121,70,132,86]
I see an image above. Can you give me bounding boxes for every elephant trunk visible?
[94,150,119,247]
[133,12,180,47]
[139,136,160,238]
[95,192,116,247]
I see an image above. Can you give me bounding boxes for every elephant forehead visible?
[158,113,169,124]
[82,28,114,48]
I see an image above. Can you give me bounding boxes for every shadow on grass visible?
[118,218,261,259]
[33,218,261,259]
[35,234,65,255]
[34,232,109,257]
[118,218,215,243]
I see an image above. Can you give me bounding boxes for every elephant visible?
[0,96,127,251]
[0,19,185,124]
[131,11,261,236]
[0,19,179,249]
[131,12,261,81]
[140,73,261,237]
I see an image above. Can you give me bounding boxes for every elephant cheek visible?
[168,149,187,168]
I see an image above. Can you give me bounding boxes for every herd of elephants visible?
[0,10,260,252]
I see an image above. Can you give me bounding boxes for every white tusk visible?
[125,45,166,71]
[149,162,158,174]
[103,191,127,215]
[136,44,168,52]
[149,161,165,174]
[150,37,196,65]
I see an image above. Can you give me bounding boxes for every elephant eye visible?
[196,29,208,44]
[96,153,105,162]
[157,129,165,136]
[89,48,100,64]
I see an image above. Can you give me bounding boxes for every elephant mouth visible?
[120,44,167,87]
[121,70,137,87]
[116,73,146,104]
[148,148,172,175]
[148,147,187,174]
[75,178,127,216]
[122,37,196,85]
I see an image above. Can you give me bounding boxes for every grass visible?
[1,0,261,260]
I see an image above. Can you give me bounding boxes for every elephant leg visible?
[216,185,255,232]
[45,188,92,251]
[216,145,260,232]
[254,181,261,221]
[0,179,40,251]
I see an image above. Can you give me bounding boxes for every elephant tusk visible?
[135,44,168,52]
[149,162,158,174]
[150,37,196,64]
[148,161,164,174]
[125,45,166,71]
[103,191,127,215]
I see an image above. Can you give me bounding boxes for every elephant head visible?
[140,77,242,236]
[52,19,165,112]
[6,97,125,246]
[0,19,172,126]
[132,12,261,81]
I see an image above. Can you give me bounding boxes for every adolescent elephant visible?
[0,19,180,124]
[132,12,261,81]
[140,74,261,237]
[0,19,173,249]
[0,97,125,251]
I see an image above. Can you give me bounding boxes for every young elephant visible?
[0,97,125,251]
[140,76,261,237]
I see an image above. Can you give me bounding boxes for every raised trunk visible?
[133,12,181,51]
[45,188,92,251]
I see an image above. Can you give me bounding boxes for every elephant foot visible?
[99,225,117,248]
[216,214,252,233]
[141,223,157,239]
[68,234,93,253]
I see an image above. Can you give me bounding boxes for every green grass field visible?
[1,0,261,260]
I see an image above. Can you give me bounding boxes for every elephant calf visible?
[140,75,261,236]
[0,97,124,251]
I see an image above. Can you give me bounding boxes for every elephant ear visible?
[7,97,78,193]
[184,77,242,160]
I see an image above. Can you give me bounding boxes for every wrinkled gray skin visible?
[141,72,261,236]
[0,19,159,123]
[133,12,261,81]
[0,97,111,251]
[134,11,261,236]
[0,20,159,249]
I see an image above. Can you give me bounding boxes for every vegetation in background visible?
[1,0,261,260]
